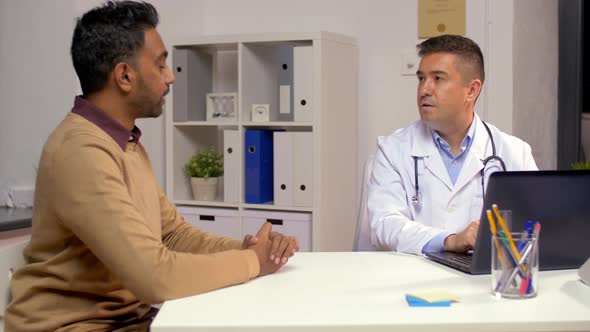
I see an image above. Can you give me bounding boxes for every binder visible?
[245,130,274,204]
[273,132,294,206]
[278,46,294,121]
[293,45,313,122]
[172,48,211,121]
[293,132,313,207]
[223,130,239,203]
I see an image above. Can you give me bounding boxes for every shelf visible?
[175,200,239,209]
[173,121,239,127]
[172,121,312,128]
[242,122,313,128]
[167,32,357,251]
[241,204,313,213]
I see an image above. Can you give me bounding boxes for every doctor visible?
[367,35,537,255]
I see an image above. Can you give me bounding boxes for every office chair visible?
[353,155,378,251]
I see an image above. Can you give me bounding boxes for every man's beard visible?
[132,82,165,119]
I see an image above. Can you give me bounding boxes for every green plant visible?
[572,160,590,170]
[184,148,224,178]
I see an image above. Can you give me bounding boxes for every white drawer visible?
[176,206,241,239]
[242,210,312,252]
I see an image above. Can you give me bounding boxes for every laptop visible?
[425,170,590,274]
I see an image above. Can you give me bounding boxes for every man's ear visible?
[113,62,135,93]
[466,79,482,103]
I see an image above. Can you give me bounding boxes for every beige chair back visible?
[353,155,378,251]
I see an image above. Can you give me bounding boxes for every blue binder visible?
[245,130,274,203]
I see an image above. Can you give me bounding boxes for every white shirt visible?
[367,114,538,254]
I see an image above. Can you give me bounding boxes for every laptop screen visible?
[470,170,590,274]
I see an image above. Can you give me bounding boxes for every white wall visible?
[0,0,78,205]
[0,0,558,205]
[513,0,559,170]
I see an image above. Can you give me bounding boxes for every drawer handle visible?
[200,215,215,221]
[267,219,283,226]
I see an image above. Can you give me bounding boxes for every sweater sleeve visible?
[51,136,259,304]
[158,188,244,253]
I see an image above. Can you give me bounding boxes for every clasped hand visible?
[242,222,299,276]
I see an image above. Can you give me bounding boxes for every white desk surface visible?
[152,252,590,332]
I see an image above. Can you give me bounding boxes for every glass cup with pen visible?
[487,205,541,299]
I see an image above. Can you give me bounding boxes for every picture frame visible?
[206,92,238,121]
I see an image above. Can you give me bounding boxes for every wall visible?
[513,0,559,170]
[0,0,558,205]
[0,0,78,205]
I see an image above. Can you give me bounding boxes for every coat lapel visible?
[410,121,453,191]
[452,115,489,195]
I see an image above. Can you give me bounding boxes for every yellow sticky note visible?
[406,290,461,303]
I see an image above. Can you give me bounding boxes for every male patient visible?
[367,35,537,255]
[4,1,298,331]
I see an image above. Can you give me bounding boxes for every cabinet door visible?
[242,210,312,251]
[177,207,241,239]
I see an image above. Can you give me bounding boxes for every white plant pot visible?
[190,177,219,201]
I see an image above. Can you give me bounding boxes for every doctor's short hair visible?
[417,35,485,84]
[71,1,159,95]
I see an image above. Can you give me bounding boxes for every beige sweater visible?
[5,112,259,331]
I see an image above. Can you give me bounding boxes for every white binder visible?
[223,130,239,203]
[293,46,313,122]
[172,48,211,121]
[273,132,294,206]
[293,132,313,207]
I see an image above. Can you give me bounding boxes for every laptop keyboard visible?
[447,255,472,265]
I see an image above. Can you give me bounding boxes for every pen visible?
[517,220,532,253]
[492,204,521,261]
[528,222,542,294]
[498,230,527,277]
[487,209,507,267]
[500,240,535,293]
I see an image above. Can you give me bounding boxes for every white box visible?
[242,210,312,252]
[176,206,241,239]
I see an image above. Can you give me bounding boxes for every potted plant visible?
[184,148,224,201]
[572,161,590,170]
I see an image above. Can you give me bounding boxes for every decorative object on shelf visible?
[251,104,270,122]
[206,92,237,121]
[183,148,224,201]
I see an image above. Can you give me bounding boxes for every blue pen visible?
[517,221,532,253]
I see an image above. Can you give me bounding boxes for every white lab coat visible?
[367,114,537,254]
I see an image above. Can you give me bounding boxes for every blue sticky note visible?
[405,295,451,307]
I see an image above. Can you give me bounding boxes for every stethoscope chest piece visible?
[411,192,422,208]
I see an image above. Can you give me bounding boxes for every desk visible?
[152,252,590,331]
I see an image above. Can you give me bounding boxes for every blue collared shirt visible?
[422,119,477,253]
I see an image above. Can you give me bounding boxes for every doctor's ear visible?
[466,79,482,103]
[113,62,135,93]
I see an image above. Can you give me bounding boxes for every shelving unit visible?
[165,32,357,251]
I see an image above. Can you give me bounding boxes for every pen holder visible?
[491,232,539,299]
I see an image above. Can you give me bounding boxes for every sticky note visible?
[406,290,461,303]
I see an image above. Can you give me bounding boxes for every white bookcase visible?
[165,32,357,251]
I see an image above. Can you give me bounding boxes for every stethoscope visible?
[411,121,507,207]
